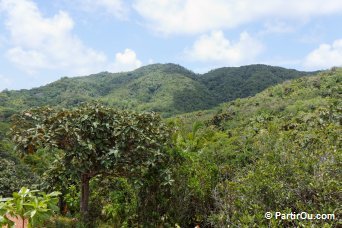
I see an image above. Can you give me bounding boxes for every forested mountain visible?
[0,64,314,118]
[0,66,340,227]
[200,64,311,102]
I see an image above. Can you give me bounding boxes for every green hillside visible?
[100,64,217,114]
[172,67,341,226]
[0,64,314,119]
[200,64,313,102]
[0,67,340,227]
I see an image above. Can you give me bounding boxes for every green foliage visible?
[159,68,341,226]
[64,185,79,215]
[203,69,342,226]
[0,64,313,118]
[10,103,174,223]
[201,64,315,103]
[11,104,172,177]
[0,120,41,198]
[131,146,183,227]
[135,121,220,226]
[22,148,55,176]
[1,64,339,227]
[0,187,60,227]
[45,216,81,228]
[166,149,218,226]
[0,151,40,197]
[89,177,138,227]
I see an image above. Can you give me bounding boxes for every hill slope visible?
[0,63,314,118]
[172,68,341,226]
[200,64,311,102]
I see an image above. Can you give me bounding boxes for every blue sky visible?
[1,0,342,91]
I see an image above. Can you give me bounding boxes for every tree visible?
[11,104,172,219]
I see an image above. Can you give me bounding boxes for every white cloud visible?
[1,0,107,75]
[185,31,263,65]
[261,20,296,35]
[304,39,342,69]
[109,49,142,72]
[133,0,342,35]
[72,0,129,19]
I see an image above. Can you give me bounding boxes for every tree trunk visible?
[59,193,68,215]
[80,173,90,220]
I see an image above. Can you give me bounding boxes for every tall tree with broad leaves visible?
[10,104,173,220]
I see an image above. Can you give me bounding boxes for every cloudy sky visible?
[0,0,342,91]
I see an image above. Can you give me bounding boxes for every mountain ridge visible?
[0,63,316,118]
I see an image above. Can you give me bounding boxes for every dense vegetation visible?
[0,64,314,118]
[11,105,173,222]
[200,64,313,103]
[0,65,340,227]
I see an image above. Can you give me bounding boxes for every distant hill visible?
[200,64,312,103]
[0,63,315,118]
